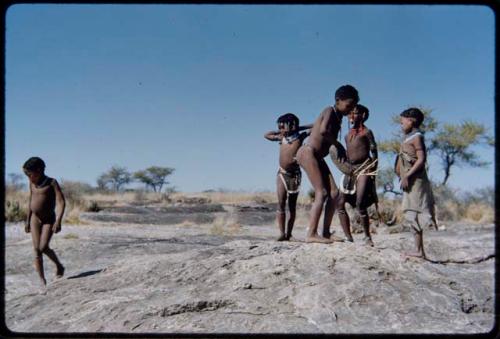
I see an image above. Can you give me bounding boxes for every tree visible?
[97,166,132,192]
[378,108,493,186]
[7,173,25,191]
[134,166,175,192]
[378,107,437,156]
[430,121,494,185]
[376,166,402,196]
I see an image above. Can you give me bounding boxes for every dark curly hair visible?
[335,85,359,103]
[23,157,46,172]
[400,108,424,128]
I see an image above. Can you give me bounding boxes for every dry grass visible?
[5,188,29,222]
[209,213,242,236]
[463,203,494,224]
[63,233,79,240]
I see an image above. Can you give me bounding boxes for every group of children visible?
[21,84,436,290]
[265,85,436,259]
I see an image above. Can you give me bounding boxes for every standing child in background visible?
[23,157,66,290]
[335,104,378,246]
[395,108,436,259]
[264,114,312,241]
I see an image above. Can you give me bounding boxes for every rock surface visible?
[4,206,495,334]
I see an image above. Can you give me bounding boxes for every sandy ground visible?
[4,204,495,334]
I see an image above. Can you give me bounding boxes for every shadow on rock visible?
[67,269,104,280]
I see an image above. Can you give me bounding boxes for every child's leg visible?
[286,192,298,240]
[404,211,425,258]
[355,175,373,246]
[336,193,353,241]
[30,216,46,286]
[40,223,64,277]
[319,160,338,239]
[276,175,288,241]
[296,147,332,243]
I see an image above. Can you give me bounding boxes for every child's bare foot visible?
[403,251,425,260]
[56,264,65,278]
[363,236,374,247]
[345,236,354,242]
[277,234,287,241]
[306,234,333,244]
[330,235,345,242]
[322,231,344,242]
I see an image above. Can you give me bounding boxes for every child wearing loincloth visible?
[295,85,359,243]
[23,157,66,290]
[265,113,312,241]
[335,104,378,246]
[395,108,436,259]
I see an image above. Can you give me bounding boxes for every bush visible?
[5,200,27,222]
[85,200,101,213]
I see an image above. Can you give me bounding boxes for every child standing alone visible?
[396,108,436,259]
[23,157,66,289]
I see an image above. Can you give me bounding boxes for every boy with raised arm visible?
[295,85,359,243]
[265,113,312,241]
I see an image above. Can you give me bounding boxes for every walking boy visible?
[23,157,66,289]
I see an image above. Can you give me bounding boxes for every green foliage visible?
[97,166,132,192]
[430,121,493,185]
[134,166,175,193]
[379,108,493,186]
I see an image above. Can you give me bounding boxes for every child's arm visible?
[319,107,333,136]
[394,155,401,178]
[52,179,66,233]
[367,129,378,169]
[264,130,283,142]
[298,124,313,131]
[25,184,32,233]
[400,135,426,190]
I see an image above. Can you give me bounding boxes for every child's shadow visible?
[67,269,103,280]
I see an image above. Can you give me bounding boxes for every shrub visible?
[5,200,27,222]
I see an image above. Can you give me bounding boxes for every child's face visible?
[278,122,297,135]
[24,169,43,184]
[349,108,364,128]
[335,98,357,115]
[400,116,415,134]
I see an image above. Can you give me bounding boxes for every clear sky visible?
[6,4,495,193]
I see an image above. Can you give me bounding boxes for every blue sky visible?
[6,4,495,193]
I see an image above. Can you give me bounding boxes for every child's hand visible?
[400,175,409,191]
[24,223,30,233]
[52,221,62,233]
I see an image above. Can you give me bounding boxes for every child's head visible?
[23,157,46,184]
[335,85,359,115]
[349,104,369,128]
[277,113,299,135]
[400,108,424,133]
